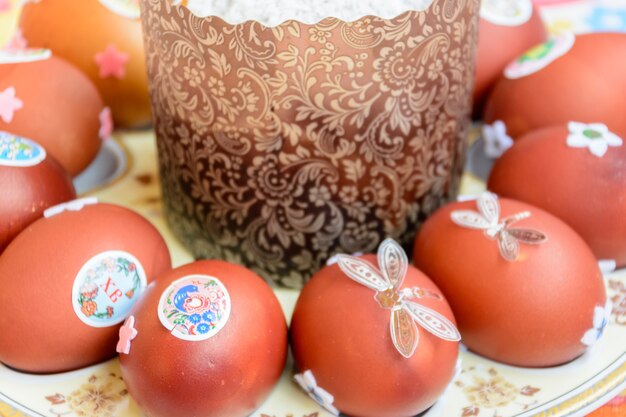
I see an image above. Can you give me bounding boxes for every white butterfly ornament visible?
[451,192,547,261]
[336,239,461,358]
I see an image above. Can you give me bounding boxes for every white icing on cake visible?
[172,0,436,26]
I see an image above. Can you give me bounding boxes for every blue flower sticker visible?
[189,314,202,324]
[588,7,626,32]
[196,323,210,334]
[202,310,217,323]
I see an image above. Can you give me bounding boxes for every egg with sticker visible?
[119,260,288,417]
[474,0,547,116]
[290,239,460,417]
[484,32,626,139]
[413,193,607,367]
[0,199,171,373]
[19,0,150,127]
[0,132,76,253]
[0,49,106,176]
[488,122,626,268]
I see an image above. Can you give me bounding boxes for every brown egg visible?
[474,1,546,116]
[0,200,171,373]
[0,50,105,176]
[0,132,76,253]
[413,193,607,367]
[484,32,626,139]
[20,0,151,127]
[290,240,460,417]
[488,123,626,267]
[119,260,287,417]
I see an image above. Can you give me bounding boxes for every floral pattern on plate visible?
[455,366,541,417]
[45,373,128,417]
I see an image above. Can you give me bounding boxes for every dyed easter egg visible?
[488,122,626,267]
[20,0,150,127]
[413,193,607,367]
[0,132,75,253]
[0,50,106,176]
[290,239,460,417]
[484,32,626,139]
[0,199,171,373]
[474,0,546,116]
[119,260,287,417]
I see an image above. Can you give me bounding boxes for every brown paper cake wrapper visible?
[140,0,480,288]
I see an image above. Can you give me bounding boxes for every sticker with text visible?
[72,251,147,328]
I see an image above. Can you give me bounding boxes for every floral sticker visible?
[72,251,147,328]
[294,370,339,416]
[0,88,23,124]
[0,48,51,64]
[581,300,612,347]
[157,274,231,341]
[566,122,623,158]
[480,0,533,26]
[482,120,513,159]
[504,31,575,79]
[0,131,46,167]
[98,0,140,19]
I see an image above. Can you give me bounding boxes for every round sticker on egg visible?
[481,0,533,26]
[0,132,46,167]
[157,275,231,341]
[0,48,51,65]
[505,31,575,79]
[98,0,140,19]
[72,251,147,328]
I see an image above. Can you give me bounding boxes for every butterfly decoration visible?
[336,239,461,358]
[450,192,547,261]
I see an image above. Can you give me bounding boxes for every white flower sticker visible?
[482,120,514,159]
[294,370,339,416]
[581,300,612,347]
[567,122,623,158]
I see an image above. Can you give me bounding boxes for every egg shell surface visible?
[290,254,459,417]
[0,202,171,373]
[413,198,606,367]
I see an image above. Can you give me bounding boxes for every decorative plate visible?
[0,131,624,417]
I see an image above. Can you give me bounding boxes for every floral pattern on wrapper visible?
[140,0,480,287]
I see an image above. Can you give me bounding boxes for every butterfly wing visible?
[508,228,547,245]
[378,238,408,290]
[477,192,500,225]
[403,301,461,342]
[498,230,520,261]
[450,210,492,230]
[336,254,390,291]
[391,308,419,358]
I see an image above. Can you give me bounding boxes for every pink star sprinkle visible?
[4,29,27,51]
[99,107,114,140]
[94,44,129,79]
[116,315,138,355]
[0,87,23,124]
